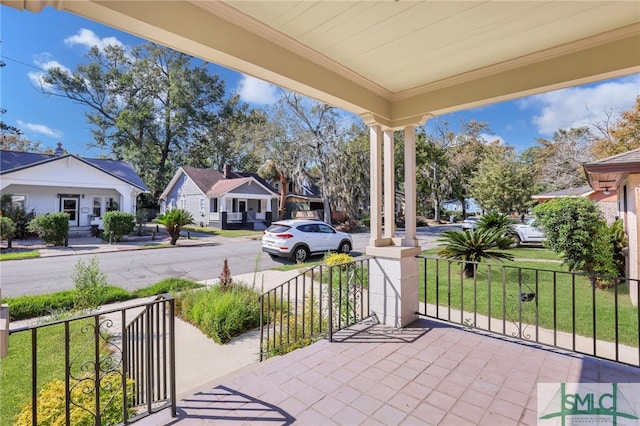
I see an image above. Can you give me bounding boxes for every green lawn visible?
[0,319,104,426]
[0,250,40,261]
[183,225,262,238]
[417,254,639,347]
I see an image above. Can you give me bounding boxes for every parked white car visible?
[461,216,480,231]
[262,219,353,263]
[510,217,546,246]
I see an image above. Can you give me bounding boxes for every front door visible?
[238,200,247,213]
[61,197,79,227]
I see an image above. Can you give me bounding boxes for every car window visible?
[317,224,335,234]
[266,224,291,233]
[297,224,317,233]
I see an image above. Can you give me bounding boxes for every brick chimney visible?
[223,164,231,178]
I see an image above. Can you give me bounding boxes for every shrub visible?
[27,213,69,246]
[2,291,77,321]
[219,258,233,290]
[73,257,108,310]
[175,285,260,344]
[477,212,515,249]
[324,252,353,267]
[533,198,617,279]
[103,211,135,242]
[155,209,194,245]
[14,372,134,426]
[0,216,16,243]
[437,229,514,277]
[0,193,36,239]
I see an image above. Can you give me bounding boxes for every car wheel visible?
[293,246,309,263]
[510,234,521,248]
[339,240,352,254]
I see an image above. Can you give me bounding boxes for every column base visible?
[366,246,420,328]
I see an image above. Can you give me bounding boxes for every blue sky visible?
[2,5,639,157]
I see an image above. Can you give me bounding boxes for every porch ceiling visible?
[5,0,639,129]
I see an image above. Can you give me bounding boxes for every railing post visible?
[259,295,264,362]
[0,304,8,358]
[328,266,333,342]
[169,298,177,418]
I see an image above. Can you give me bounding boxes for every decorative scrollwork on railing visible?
[67,316,125,422]
[505,269,537,340]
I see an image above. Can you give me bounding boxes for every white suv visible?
[262,219,353,263]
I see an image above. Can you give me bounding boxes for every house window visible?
[92,197,101,217]
[200,198,205,214]
[10,195,26,208]
[107,198,119,212]
[169,199,176,211]
[180,196,187,209]
[257,200,262,213]
[211,198,218,212]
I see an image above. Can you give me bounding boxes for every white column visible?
[369,125,384,246]
[383,129,395,239]
[403,126,418,247]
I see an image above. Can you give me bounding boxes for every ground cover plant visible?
[175,283,261,344]
[418,253,639,348]
[0,249,39,261]
[1,278,203,321]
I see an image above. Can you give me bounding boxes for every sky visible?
[1,5,639,158]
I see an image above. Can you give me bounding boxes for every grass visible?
[183,225,262,238]
[418,255,639,347]
[0,250,40,261]
[272,259,324,271]
[1,278,203,321]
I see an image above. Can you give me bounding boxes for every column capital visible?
[360,112,432,130]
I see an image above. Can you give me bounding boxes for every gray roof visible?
[584,148,640,167]
[0,150,148,191]
[179,166,277,195]
[532,185,594,198]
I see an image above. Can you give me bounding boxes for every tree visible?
[327,124,370,219]
[526,127,594,191]
[0,133,54,153]
[156,209,194,245]
[277,92,353,224]
[40,42,227,201]
[533,198,617,281]
[437,229,514,277]
[591,96,640,158]
[469,145,536,213]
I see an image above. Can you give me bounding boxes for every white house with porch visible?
[0,147,147,230]
[160,165,278,230]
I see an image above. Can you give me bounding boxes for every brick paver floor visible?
[137,318,640,425]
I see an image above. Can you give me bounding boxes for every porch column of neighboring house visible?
[365,120,423,328]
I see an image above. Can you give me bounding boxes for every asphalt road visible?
[0,225,457,298]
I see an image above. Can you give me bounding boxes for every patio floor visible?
[136,317,640,425]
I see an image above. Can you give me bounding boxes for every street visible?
[0,226,456,298]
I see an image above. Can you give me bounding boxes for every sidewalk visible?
[4,230,222,257]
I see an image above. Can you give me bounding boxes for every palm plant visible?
[437,228,514,277]
[476,211,515,249]
[156,209,194,245]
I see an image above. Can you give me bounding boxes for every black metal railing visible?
[7,295,176,425]
[418,256,640,367]
[259,257,371,361]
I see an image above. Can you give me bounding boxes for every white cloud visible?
[64,28,124,51]
[236,75,280,105]
[521,75,640,135]
[17,120,63,138]
[28,55,72,88]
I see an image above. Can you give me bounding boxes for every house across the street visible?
[532,185,618,224]
[0,144,148,230]
[160,165,278,230]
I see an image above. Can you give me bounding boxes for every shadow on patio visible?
[137,318,640,425]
